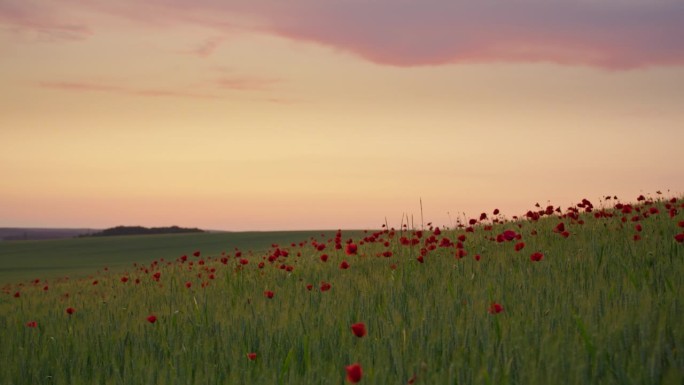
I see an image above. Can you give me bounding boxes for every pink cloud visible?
[133,89,218,99]
[39,81,218,99]
[254,2,684,69]
[7,1,684,69]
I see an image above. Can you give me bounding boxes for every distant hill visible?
[0,228,99,241]
[84,226,205,237]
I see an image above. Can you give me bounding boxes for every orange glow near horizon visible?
[1,3,683,230]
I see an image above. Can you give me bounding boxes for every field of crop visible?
[0,231,362,284]
[1,194,683,384]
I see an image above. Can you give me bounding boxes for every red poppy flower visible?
[264,290,274,299]
[120,276,129,283]
[493,208,500,215]
[13,292,20,298]
[26,321,37,328]
[92,280,98,285]
[320,282,331,291]
[416,255,424,263]
[474,254,481,261]
[633,234,641,241]
[147,315,157,323]
[247,352,257,360]
[193,251,200,257]
[554,222,565,233]
[320,254,329,262]
[502,230,517,241]
[514,242,525,251]
[345,243,358,255]
[530,252,544,262]
[561,231,570,238]
[340,261,350,269]
[345,363,363,383]
[66,307,75,315]
[185,282,192,289]
[488,303,504,314]
[351,323,367,338]
[306,284,313,291]
[678,221,684,228]
[675,233,684,243]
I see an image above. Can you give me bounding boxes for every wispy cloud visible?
[38,81,123,92]
[187,36,224,58]
[216,76,281,91]
[39,81,219,99]
[0,1,91,41]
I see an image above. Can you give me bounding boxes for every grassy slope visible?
[0,231,362,284]
[0,197,682,384]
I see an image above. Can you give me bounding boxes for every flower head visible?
[345,363,363,383]
[345,243,358,255]
[489,303,504,314]
[502,230,517,241]
[351,323,367,338]
[675,233,684,243]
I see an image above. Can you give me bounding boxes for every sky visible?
[1,0,683,231]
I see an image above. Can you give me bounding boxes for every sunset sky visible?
[1,0,683,231]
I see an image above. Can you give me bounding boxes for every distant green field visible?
[0,230,362,284]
